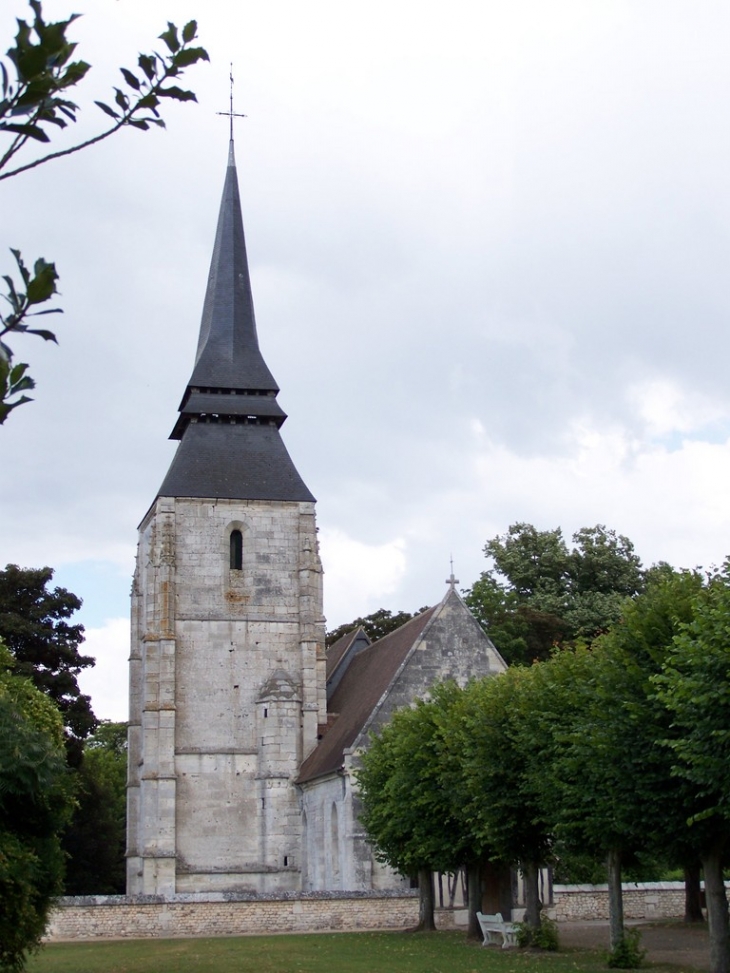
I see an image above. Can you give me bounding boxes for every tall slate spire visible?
[156,141,314,503]
[187,140,277,393]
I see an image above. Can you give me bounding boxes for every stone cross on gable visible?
[445,557,459,591]
[217,64,247,139]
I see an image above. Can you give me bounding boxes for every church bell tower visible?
[127,139,326,895]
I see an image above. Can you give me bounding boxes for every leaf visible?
[137,54,157,81]
[120,67,140,91]
[94,101,119,120]
[114,88,129,112]
[181,21,198,43]
[0,395,32,423]
[9,363,34,392]
[127,118,149,131]
[158,85,197,102]
[159,23,180,53]
[15,46,48,83]
[11,250,29,287]
[58,60,91,88]
[172,47,209,68]
[25,329,58,343]
[136,93,159,111]
[0,122,50,142]
[27,260,59,305]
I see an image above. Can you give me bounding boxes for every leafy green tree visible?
[0,1,209,421]
[0,643,74,972]
[517,644,654,953]
[656,563,730,973]
[465,523,644,664]
[62,721,128,895]
[0,564,94,765]
[465,575,569,666]
[600,564,709,923]
[356,684,471,931]
[326,607,429,648]
[453,667,552,932]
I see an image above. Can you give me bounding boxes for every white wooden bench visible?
[476,911,519,948]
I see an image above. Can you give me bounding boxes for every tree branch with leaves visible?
[0,1,209,422]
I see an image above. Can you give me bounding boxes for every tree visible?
[0,1,209,421]
[355,684,472,931]
[0,642,74,972]
[656,563,730,973]
[465,523,644,664]
[600,564,709,924]
[0,564,94,764]
[517,644,655,954]
[326,607,429,648]
[464,575,569,666]
[62,721,128,894]
[454,667,553,932]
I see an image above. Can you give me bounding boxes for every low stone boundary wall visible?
[45,890,420,942]
[553,882,687,921]
[46,882,712,942]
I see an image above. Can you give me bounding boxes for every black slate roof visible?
[188,141,278,394]
[156,141,314,503]
[158,422,314,502]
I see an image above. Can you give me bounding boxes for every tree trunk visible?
[523,860,543,930]
[466,860,483,941]
[416,868,436,932]
[684,862,705,924]
[606,847,625,952]
[702,848,730,973]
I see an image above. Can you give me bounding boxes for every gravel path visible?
[558,920,710,970]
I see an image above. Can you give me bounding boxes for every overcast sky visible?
[2,1,730,721]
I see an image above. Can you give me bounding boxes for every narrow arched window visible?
[230,529,243,570]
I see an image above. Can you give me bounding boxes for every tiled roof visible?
[298,608,437,783]
[326,627,366,681]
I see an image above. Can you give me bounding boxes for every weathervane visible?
[446,556,459,592]
[216,64,247,139]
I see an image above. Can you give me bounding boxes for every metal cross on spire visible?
[216,64,247,140]
[445,556,459,591]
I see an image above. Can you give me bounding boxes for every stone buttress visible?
[127,141,326,895]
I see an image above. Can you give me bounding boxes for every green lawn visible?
[25,931,696,973]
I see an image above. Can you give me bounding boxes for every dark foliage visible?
[465,523,644,664]
[62,722,128,894]
[0,670,73,972]
[326,606,429,648]
[0,564,95,764]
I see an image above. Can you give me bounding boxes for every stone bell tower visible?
[126,139,326,896]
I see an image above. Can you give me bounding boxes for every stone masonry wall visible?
[45,884,699,942]
[360,590,506,745]
[552,883,688,921]
[128,497,326,896]
[46,892,419,942]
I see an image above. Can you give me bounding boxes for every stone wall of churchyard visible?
[45,883,700,942]
[45,891,420,941]
[552,883,687,921]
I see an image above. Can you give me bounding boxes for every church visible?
[126,137,506,897]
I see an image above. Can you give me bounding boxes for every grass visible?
[24,930,701,973]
